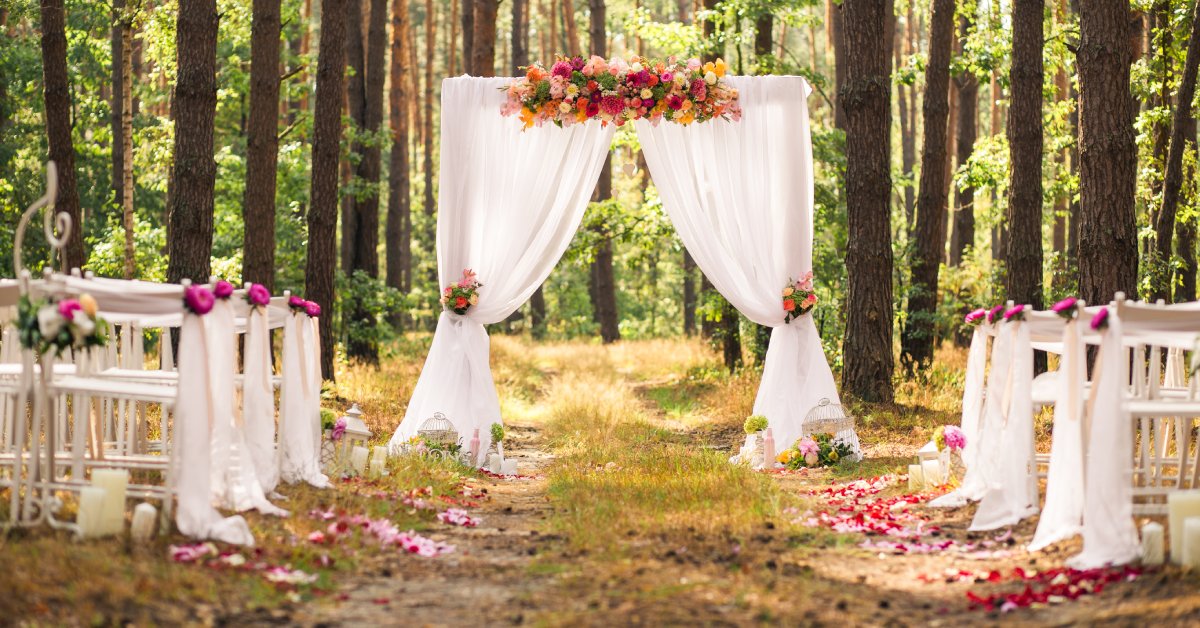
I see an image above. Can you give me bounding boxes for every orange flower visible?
[519,108,535,128]
[784,299,796,312]
[526,66,546,82]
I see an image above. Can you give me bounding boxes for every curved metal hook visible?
[13,162,71,282]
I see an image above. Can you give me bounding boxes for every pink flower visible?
[57,299,82,319]
[184,285,215,316]
[1003,304,1025,320]
[246,283,271,307]
[690,78,707,100]
[550,60,572,79]
[686,58,702,71]
[305,301,322,318]
[667,95,684,110]
[288,295,306,310]
[330,417,347,441]
[600,95,625,116]
[1090,307,1109,331]
[660,72,673,84]
[213,280,234,299]
[797,437,819,457]
[1051,297,1078,313]
[964,308,987,324]
[570,56,585,71]
[986,304,1005,323]
[943,425,966,451]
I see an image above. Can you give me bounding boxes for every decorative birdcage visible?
[417,412,458,447]
[802,398,862,461]
[392,412,472,465]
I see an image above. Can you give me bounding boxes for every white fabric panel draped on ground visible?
[388,77,616,459]
[173,311,254,545]
[635,76,843,453]
[279,312,329,487]
[928,324,991,508]
[1029,317,1085,551]
[1070,313,1140,568]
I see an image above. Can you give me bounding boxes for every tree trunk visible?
[461,0,473,73]
[1005,0,1044,313]
[949,16,977,267]
[1151,1,1200,302]
[900,0,953,373]
[471,0,499,76]
[755,14,772,61]
[586,0,618,344]
[449,0,459,75]
[682,250,696,335]
[423,0,437,290]
[243,0,282,291]
[40,0,86,271]
[387,0,412,300]
[1051,42,1068,272]
[841,0,894,402]
[829,0,846,131]
[342,0,366,273]
[1078,0,1138,308]
[306,0,349,381]
[1175,114,1197,303]
[512,0,528,74]
[547,0,557,58]
[900,2,916,231]
[166,0,218,285]
[562,0,580,57]
[119,5,135,279]
[111,0,125,224]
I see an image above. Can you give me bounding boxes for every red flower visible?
[667,95,684,110]
[600,95,625,116]
[783,299,796,312]
[455,296,468,309]
[586,80,598,92]
[586,101,600,118]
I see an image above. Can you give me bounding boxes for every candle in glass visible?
[371,445,389,476]
[77,486,107,538]
[907,464,924,492]
[501,459,518,476]
[1168,491,1200,563]
[487,453,503,474]
[92,469,129,535]
[350,446,369,476]
[921,459,942,489]
[130,503,158,543]
[1141,521,1164,566]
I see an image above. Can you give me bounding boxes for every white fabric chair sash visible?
[928,323,991,508]
[279,311,329,487]
[243,304,280,493]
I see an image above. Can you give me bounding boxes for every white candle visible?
[91,469,128,535]
[77,486,107,538]
[130,503,158,543]
[1168,491,1200,563]
[487,453,502,474]
[907,464,924,492]
[1184,518,1200,569]
[350,446,369,476]
[368,458,385,478]
[501,459,518,476]
[371,446,389,476]
[1141,521,1164,565]
[921,459,943,489]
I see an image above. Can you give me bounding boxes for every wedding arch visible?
[388,72,848,460]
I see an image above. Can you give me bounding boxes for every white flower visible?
[705,71,717,85]
[631,62,643,72]
[70,310,95,344]
[673,74,687,87]
[640,88,653,99]
[559,102,571,113]
[37,305,63,338]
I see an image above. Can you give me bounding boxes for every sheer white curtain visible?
[635,76,843,452]
[279,311,329,487]
[242,305,279,494]
[1029,317,1084,551]
[388,77,615,458]
[929,324,991,508]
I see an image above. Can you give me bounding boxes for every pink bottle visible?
[469,428,481,466]
[763,428,776,469]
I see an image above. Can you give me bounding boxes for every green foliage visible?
[335,271,412,358]
[490,422,506,443]
[742,414,768,434]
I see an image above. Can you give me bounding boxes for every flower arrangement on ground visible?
[777,433,854,469]
[743,415,768,434]
[933,425,966,453]
[501,55,740,129]
[783,272,817,323]
[442,269,481,315]
[17,294,109,357]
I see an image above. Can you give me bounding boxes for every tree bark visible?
[243,0,282,291]
[949,15,977,267]
[471,0,499,76]
[387,0,412,299]
[1005,0,1044,314]
[306,0,349,381]
[166,0,218,285]
[900,0,953,373]
[841,0,894,402]
[682,250,696,335]
[829,0,846,131]
[562,0,580,57]
[755,14,772,61]
[1175,114,1197,303]
[1078,0,1138,307]
[512,0,528,74]
[900,2,916,231]
[1151,0,1200,302]
[586,0,619,344]
[118,3,136,279]
[111,0,126,224]
[449,0,459,75]
[461,0,474,73]
[342,0,366,272]
[40,0,87,271]
[422,0,436,289]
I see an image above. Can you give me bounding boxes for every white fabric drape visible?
[929,324,991,508]
[242,305,279,493]
[173,311,254,545]
[1029,317,1085,551]
[634,76,844,453]
[1070,312,1140,568]
[388,77,615,459]
[279,312,329,487]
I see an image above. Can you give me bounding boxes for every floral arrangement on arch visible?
[442,269,481,315]
[17,294,109,357]
[501,55,741,129]
[783,272,817,323]
[776,432,853,469]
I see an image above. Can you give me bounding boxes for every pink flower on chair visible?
[213,280,235,300]
[246,283,271,307]
[184,285,215,316]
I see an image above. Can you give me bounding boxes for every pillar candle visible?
[487,453,503,474]
[501,459,518,476]
[91,469,128,535]
[350,446,369,476]
[1141,521,1164,566]
[77,486,107,538]
[1184,518,1200,569]
[907,464,924,492]
[130,503,158,543]
[921,459,943,489]
[1168,491,1200,563]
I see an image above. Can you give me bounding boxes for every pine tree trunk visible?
[1051,43,1068,273]
[387,0,412,302]
[900,0,953,373]
[40,0,86,271]
[111,0,125,226]
[900,2,916,231]
[1078,0,1138,307]
[682,250,696,335]
[949,17,977,267]
[166,0,218,285]
[423,0,437,291]
[587,0,619,344]
[562,0,580,57]
[243,0,282,291]
[755,15,772,61]
[119,6,135,279]
[449,0,459,75]
[1006,0,1044,313]
[512,0,528,75]
[306,0,349,381]
[1151,1,1200,302]
[472,0,499,77]
[461,0,474,72]
[1175,114,1197,303]
[342,0,366,272]
[841,0,894,403]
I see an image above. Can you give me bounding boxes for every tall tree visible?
[1078,0,1138,307]
[306,0,350,380]
[898,3,917,230]
[900,0,954,372]
[1175,114,1197,303]
[829,0,846,130]
[841,0,894,402]
[462,0,474,72]
[588,0,620,344]
[243,0,283,291]
[449,0,459,75]
[472,0,499,75]
[422,0,437,286]
[562,0,581,57]
[166,0,218,285]
[682,252,696,334]
[1151,0,1200,302]
[114,1,137,278]
[1006,0,1044,315]
[510,0,545,336]
[40,0,86,271]
[387,0,413,300]
[949,13,978,267]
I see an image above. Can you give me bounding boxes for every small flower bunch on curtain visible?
[441,269,481,315]
[782,272,817,323]
[18,293,109,356]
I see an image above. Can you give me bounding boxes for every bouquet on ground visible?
[783,272,817,323]
[776,433,853,469]
[17,294,109,357]
[501,55,741,129]
[441,269,481,315]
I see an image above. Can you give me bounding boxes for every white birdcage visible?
[802,398,862,460]
[417,412,458,447]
